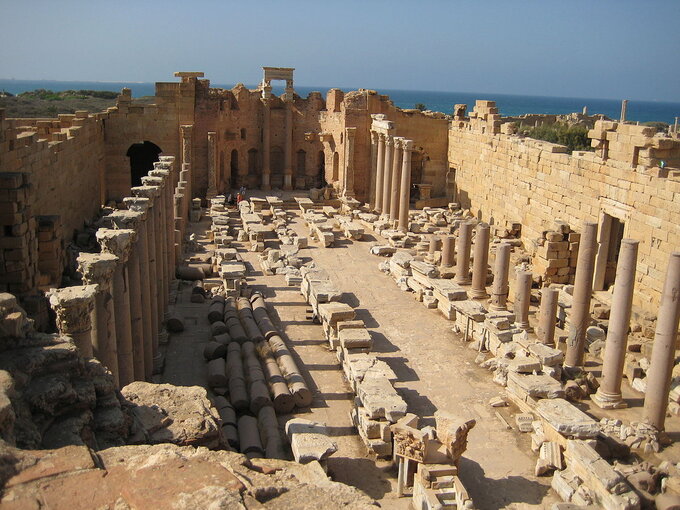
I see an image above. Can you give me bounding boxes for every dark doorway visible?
[127,141,162,188]
[271,146,284,188]
[247,148,260,188]
[332,151,339,182]
[604,216,625,290]
[317,150,326,187]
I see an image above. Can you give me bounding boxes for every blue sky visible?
[1,0,679,101]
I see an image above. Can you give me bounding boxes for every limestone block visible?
[318,302,355,325]
[357,376,407,423]
[338,327,372,350]
[285,418,338,464]
[507,372,565,400]
[528,343,565,366]
[535,399,599,439]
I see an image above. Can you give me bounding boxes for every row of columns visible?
[438,217,679,431]
[49,156,184,389]
[370,131,413,232]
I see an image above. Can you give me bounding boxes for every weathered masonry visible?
[0,69,678,320]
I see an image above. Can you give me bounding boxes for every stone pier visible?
[490,243,511,311]
[397,139,413,232]
[565,221,598,369]
[643,252,680,430]
[454,221,473,285]
[593,239,639,409]
[514,270,532,331]
[47,284,98,358]
[470,223,490,299]
[96,229,135,387]
[78,252,119,386]
[536,287,559,346]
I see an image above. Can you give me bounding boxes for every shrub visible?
[518,122,592,153]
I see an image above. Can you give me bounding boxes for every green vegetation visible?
[518,122,593,153]
[642,121,669,133]
[414,102,426,111]
[17,89,118,101]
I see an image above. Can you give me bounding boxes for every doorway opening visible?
[594,213,626,291]
[126,141,162,188]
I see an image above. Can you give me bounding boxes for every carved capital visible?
[102,209,143,230]
[132,185,160,203]
[180,124,193,139]
[123,197,150,219]
[385,136,394,147]
[401,139,414,152]
[96,229,135,264]
[77,252,118,287]
[48,285,98,335]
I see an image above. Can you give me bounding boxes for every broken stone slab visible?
[370,245,396,256]
[536,441,563,476]
[357,377,407,423]
[430,279,469,301]
[434,410,476,462]
[504,355,542,373]
[528,342,565,367]
[507,372,566,399]
[284,418,338,464]
[452,299,487,321]
[535,398,599,439]
[410,260,439,278]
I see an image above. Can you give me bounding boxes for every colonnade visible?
[369,126,414,232]
[261,82,294,191]
[49,154,190,388]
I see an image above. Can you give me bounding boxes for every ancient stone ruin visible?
[0,67,679,509]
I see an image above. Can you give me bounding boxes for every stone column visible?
[471,222,490,299]
[374,134,385,213]
[283,102,293,190]
[180,125,193,196]
[593,239,639,409]
[207,131,218,199]
[441,236,455,268]
[103,210,146,381]
[381,136,394,215]
[78,253,119,384]
[514,270,533,331]
[153,164,176,284]
[142,177,167,315]
[369,131,378,209]
[537,287,559,346]
[123,197,155,380]
[490,242,511,311]
[398,139,413,232]
[643,252,680,430]
[428,237,440,259]
[181,163,191,211]
[454,221,474,285]
[130,189,161,373]
[262,100,271,190]
[96,229,135,387]
[48,285,98,358]
[565,221,598,368]
[344,127,356,197]
[389,138,402,221]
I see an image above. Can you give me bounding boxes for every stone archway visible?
[126,141,162,188]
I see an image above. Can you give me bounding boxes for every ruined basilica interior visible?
[0,67,679,509]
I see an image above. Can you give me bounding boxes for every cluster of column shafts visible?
[369,128,414,232]
[49,147,192,389]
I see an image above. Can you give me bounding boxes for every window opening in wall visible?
[126,141,162,188]
[240,128,247,140]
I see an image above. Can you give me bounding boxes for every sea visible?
[1,78,678,125]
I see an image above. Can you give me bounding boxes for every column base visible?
[470,289,489,300]
[516,324,533,332]
[592,390,627,409]
[454,277,472,286]
[440,266,456,279]
[489,304,507,312]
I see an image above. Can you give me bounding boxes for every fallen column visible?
[593,239,639,410]
[564,221,598,368]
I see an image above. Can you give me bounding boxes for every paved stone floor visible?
[161,208,680,509]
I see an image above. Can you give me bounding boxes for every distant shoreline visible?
[1,78,678,124]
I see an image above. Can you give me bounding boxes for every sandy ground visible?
[161,206,679,509]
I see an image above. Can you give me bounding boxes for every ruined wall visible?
[0,110,105,239]
[449,101,680,312]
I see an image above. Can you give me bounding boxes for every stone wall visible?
[449,101,680,313]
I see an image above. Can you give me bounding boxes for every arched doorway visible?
[230,149,239,190]
[296,149,306,189]
[270,146,284,188]
[332,151,339,182]
[317,150,325,188]
[126,141,162,188]
[247,148,260,188]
